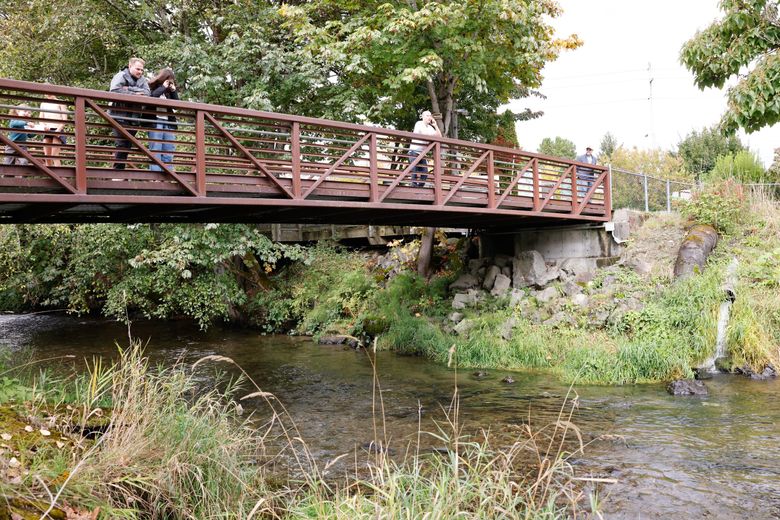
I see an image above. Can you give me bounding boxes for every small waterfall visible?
[701,258,739,373]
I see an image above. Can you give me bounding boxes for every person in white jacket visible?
[408,110,441,187]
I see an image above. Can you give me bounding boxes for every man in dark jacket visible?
[108,57,150,170]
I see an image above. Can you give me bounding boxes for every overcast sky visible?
[507,0,778,167]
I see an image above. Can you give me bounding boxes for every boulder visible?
[544,311,576,328]
[448,312,464,323]
[558,258,597,283]
[500,316,518,340]
[536,286,559,304]
[452,293,471,310]
[509,288,525,307]
[450,273,480,291]
[673,224,719,279]
[494,254,511,268]
[483,265,501,290]
[501,266,512,278]
[468,258,486,275]
[667,379,708,396]
[737,363,777,380]
[453,319,475,336]
[561,280,583,297]
[491,274,512,297]
[572,293,589,307]
[512,251,547,288]
[501,376,515,384]
[318,335,359,348]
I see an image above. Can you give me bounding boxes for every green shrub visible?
[680,180,745,233]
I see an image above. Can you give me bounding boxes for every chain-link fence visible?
[610,166,695,212]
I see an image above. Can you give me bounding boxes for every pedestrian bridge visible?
[0,79,610,228]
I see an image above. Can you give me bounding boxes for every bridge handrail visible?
[0,78,605,174]
[0,77,611,225]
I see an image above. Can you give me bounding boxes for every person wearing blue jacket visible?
[3,106,38,165]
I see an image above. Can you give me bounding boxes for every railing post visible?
[533,159,539,211]
[571,164,578,210]
[605,164,613,217]
[666,179,671,212]
[486,151,495,209]
[643,172,649,212]
[369,133,378,202]
[74,97,87,194]
[195,110,206,196]
[434,142,442,205]
[291,122,301,199]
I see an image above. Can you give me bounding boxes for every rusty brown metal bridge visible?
[0,79,610,228]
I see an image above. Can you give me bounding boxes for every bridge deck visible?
[0,79,610,228]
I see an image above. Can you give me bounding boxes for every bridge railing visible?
[0,78,610,221]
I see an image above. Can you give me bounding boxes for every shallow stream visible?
[1,314,778,519]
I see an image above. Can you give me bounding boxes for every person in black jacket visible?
[108,58,150,170]
[147,68,179,171]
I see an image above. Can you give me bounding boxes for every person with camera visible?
[108,57,151,170]
[147,68,179,171]
[409,110,441,187]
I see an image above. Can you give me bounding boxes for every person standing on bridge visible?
[147,68,179,172]
[3,105,38,166]
[108,57,151,170]
[409,110,441,187]
[575,146,597,198]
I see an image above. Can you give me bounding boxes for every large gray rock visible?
[453,318,475,336]
[448,312,464,323]
[452,293,471,310]
[559,258,597,283]
[536,286,559,304]
[513,251,560,288]
[544,311,576,328]
[468,258,486,275]
[491,274,512,296]
[500,317,518,340]
[673,224,719,279]
[561,280,583,297]
[483,265,501,290]
[494,254,511,268]
[509,289,525,307]
[450,273,480,291]
[572,293,589,307]
[501,266,511,278]
[667,379,708,396]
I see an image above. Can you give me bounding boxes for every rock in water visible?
[667,379,708,396]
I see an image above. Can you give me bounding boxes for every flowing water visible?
[1,314,779,519]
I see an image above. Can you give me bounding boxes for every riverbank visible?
[0,183,777,385]
[0,344,594,519]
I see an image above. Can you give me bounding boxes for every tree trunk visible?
[417,227,436,278]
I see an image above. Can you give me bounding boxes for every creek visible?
[1,314,779,519]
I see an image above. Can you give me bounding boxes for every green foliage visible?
[681,2,780,133]
[0,224,305,329]
[709,150,767,183]
[281,0,579,137]
[677,126,745,178]
[537,136,576,159]
[680,180,746,233]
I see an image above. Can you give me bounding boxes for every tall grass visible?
[0,345,604,519]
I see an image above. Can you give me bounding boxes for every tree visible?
[677,126,744,179]
[600,132,619,159]
[538,137,576,159]
[281,0,581,137]
[681,1,780,133]
[609,146,686,179]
